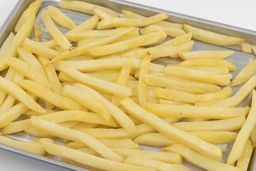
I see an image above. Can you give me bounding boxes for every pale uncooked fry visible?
[214,76,256,107]
[231,60,256,86]
[240,42,252,53]
[31,117,123,161]
[160,33,192,46]
[124,156,190,171]
[39,138,153,171]
[158,99,192,106]
[93,8,112,19]
[6,57,50,88]
[62,68,131,97]
[87,31,167,56]
[0,14,35,71]
[18,80,82,110]
[183,24,244,46]
[251,126,256,147]
[188,66,229,74]
[97,13,169,29]
[41,10,72,50]
[47,6,76,29]
[173,116,245,131]
[0,136,45,155]
[197,86,232,103]
[165,65,232,86]
[34,40,57,48]
[140,24,186,37]
[146,103,248,119]
[155,88,201,104]
[23,38,60,59]
[135,133,175,147]
[252,46,256,55]
[179,50,234,60]
[121,98,222,160]
[0,76,44,113]
[144,74,220,94]
[236,140,254,171]
[227,90,256,164]
[34,24,42,42]
[63,84,111,120]
[74,83,136,136]
[15,0,42,32]
[58,1,118,17]
[68,138,139,149]
[112,59,133,106]
[180,58,236,71]
[164,144,239,171]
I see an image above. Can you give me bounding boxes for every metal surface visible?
[0,0,255,170]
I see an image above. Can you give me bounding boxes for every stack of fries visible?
[0,0,255,170]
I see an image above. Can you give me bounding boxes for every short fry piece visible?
[241,42,252,53]
[236,140,254,171]
[179,50,234,60]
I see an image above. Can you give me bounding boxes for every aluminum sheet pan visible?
[0,0,255,170]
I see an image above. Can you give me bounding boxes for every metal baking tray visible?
[0,0,255,170]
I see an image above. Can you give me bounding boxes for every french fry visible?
[124,156,190,171]
[158,99,192,106]
[227,90,256,164]
[135,133,175,147]
[87,31,167,56]
[236,140,254,171]
[240,42,252,53]
[180,58,236,71]
[214,76,256,107]
[231,60,256,86]
[165,65,232,86]
[160,33,192,46]
[0,136,45,155]
[34,24,42,42]
[112,147,182,164]
[58,1,118,17]
[173,116,245,131]
[14,0,41,32]
[97,13,169,29]
[63,84,111,120]
[141,24,186,37]
[252,45,256,55]
[18,80,82,110]
[0,76,44,113]
[47,6,76,29]
[74,83,136,136]
[179,50,234,60]
[61,68,131,97]
[183,24,244,46]
[23,38,60,59]
[31,117,123,161]
[39,138,153,171]
[251,126,256,147]
[164,144,239,171]
[93,8,112,19]
[121,98,222,160]
[0,14,35,71]
[144,74,220,94]
[41,10,72,50]
[146,103,248,119]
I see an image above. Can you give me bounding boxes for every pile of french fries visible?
[0,0,255,170]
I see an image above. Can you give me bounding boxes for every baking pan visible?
[0,0,255,170]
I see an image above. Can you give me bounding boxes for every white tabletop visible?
[0,0,256,170]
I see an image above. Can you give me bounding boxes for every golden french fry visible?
[74,83,136,136]
[165,65,232,86]
[18,80,82,110]
[179,50,234,60]
[183,24,244,46]
[214,76,256,107]
[124,156,190,171]
[97,13,169,29]
[141,24,185,37]
[236,140,254,171]
[144,74,220,94]
[39,138,153,171]
[14,0,41,32]
[240,42,252,53]
[227,90,256,164]
[23,38,60,59]
[231,60,256,86]
[58,1,118,17]
[34,24,42,42]
[0,136,45,155]
[121,98,222,160]
[87,31,167,56]
[47,6,76,29]
[31,117,123,161]
[0,76,44,113]
[41,10,72,50]
[164,144,239,171]
[63,84,111,120]
[173,116,245,131]
[0,14,35,71]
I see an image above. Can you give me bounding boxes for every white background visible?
[0,0,256,170]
